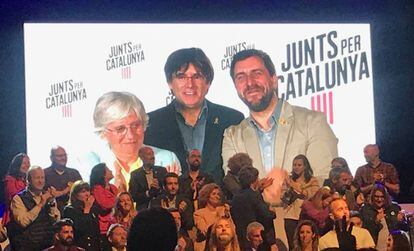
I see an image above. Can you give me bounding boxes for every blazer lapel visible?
[241,121,266,178]
[202,102,220,162]
[274,101,294,169]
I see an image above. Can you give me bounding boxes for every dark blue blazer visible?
[144,100,244,183]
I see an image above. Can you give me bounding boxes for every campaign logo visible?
[221,42,255,71]
[278,31,371,124]
[45,79,87,118]
[106,42,145,79]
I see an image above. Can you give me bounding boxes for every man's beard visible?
[241,88,274,112]
[217,234,233,246]
[189,162,200,171]
[60,237,73,246]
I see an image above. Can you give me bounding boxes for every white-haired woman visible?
[79,91,181,192]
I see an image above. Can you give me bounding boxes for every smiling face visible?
[208,188,221,207]
[103,111,144,162]
[29,168,45,192]
[373,190,386,209]
[233,56,277,112]
[293,158,305,177]
[168,63,210,110]
[118,193,133,213]
[104,166,114,183]
[20,155,31,174]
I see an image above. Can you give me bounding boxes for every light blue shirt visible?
[175,100,208,153]
[248,99,283,173]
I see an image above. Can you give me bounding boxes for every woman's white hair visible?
[93,91,148,134]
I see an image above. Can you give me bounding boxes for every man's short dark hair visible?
[230,49,276,81]
[163,172,179,187]
[53,218,74,233]
[127,207,177,251]
[238,166,259,189]
[164,47,214,84]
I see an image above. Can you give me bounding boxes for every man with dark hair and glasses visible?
[44,218,85,251]
[145,47,244,184]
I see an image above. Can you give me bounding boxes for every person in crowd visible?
[322,157,350,187]
[283,155,319,249]
[386,230,411,251]
[360,183,404,250]
[9,166,60,250]
[3,152,30,225]
[350,210,363,228]
[245,221,287,251]
[319,198,375,250]
[222,48,337,185]
[354,144,400,197]
[63,181,100,251]
[144,47,244,183]
[150,172,194,230]
[208,217,241,251]
[179,149,214,209]
[44,146,82,212]
[222,153,253,201]
[106,224,127,251]
[292,220,319,251]
[127,207,177,251]
[169,209,194,251]
[110,192,137,230]
[231,166,276,250]
[194,183,230,251]
[129,146,167,210]
[80,91,180,192]
[43,218,85,251]
[90,163,119,249]
[299,186,333,236]
[329,167,364,211]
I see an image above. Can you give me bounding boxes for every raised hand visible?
[335,215,356,251]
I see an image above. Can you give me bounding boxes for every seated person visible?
[329,167,364,211]
[44,218,85,251]
[106,224,127,251]
[208,217,240,251]
[110,192,137,230]
[169,209,194,251]
[322,157,350,187]
[128,207,178,251]
[319,198,375,250]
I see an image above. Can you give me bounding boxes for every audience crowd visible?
[0,146,411,251]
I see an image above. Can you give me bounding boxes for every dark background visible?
[0,0,413,202]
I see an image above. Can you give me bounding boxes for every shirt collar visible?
[248,99,283,130]
[174,99,208,120]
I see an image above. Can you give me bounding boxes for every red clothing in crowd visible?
[91,184,118,234]
[2,175,26,224]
